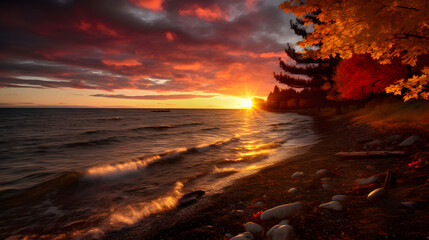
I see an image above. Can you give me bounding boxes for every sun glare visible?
[240,98,253,109]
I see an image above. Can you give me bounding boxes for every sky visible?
[0,0,300,108]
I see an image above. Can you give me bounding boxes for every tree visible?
[386,67,429,101]
[279,0,429,101]
[333,54,408,100]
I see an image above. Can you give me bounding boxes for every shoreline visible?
[107,112,429,240]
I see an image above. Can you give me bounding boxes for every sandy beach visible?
[106,111,429,240]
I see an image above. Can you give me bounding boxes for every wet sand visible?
[107,112,429,240]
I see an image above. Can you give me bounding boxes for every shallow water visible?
[0,108,318,239]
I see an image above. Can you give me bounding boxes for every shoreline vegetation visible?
[107,103,429,240]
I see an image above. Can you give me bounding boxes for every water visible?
[0,108,318,239]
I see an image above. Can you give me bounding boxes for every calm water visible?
[0,108,317,239]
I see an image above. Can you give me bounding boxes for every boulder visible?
[357,175,380,185]
[288,188,298,194]
[399,135,422,147]
[178,190,205,208]
[260,202,302,221]
[231,232,254,240]
[319,201,342,211]
[244,222,263,235]
[332,195,347,202]
[291,171,304,178]
[367,188,386,201]
[266,224,296,240]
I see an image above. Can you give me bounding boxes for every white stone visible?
[288,188,298,194]
[279,219,290,225]
[260,202,302,221]
[266,224,296,240]
[332,195,347,202]
[321,183,332,190]
[291,171,304,178]
[319,201,343,211]
[315,169,327,175]
[231,231,254,240]
[399,135,422,147]
[244,222,263,235]
[357,175,380,185]
[367,188,386,201]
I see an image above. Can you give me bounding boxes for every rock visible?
[266,224,296,240]
[401,202,417,208]
[231,232,254,240]
[244,222,263,235]
[288,188,298,194]
[291,171,304,178]
[357,175,380,185]
[178,190,205,208]
[332,195,347,201]
[279,219,290,225]
[366,139,384,149]
[319,201,343,211]
[260,202,302,221]
[386,135,402,143]
[321,183,332,190]
[399,135,422,147]
[225,233,233,238]
[321,177,330,182]
[367,188,386,201]
[254,201,264,206]
[315,169,327,176]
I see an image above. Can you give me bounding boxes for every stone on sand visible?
[315,169,327,176]
[319,201,343,211]
[260,202,302,221]
[357,175,380,185]
[367,188,386,201]
[231,231,254,240]
[266,224,296,240]
[332,195,347,201]
[291,171,304,178]
[244,222,263,235]
[399,135,422,147]
[288,188,298,194]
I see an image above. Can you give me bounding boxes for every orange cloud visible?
[102,58,141,66]
[259,51,283,58]
[128,0,164,11]
[173,62,202,70]
[76,20,118,37]
[179,4,227,21]
[165,32,175,41]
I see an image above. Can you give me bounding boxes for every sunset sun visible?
[240,98,253,109]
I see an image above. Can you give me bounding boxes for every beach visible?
[107,111,429,240]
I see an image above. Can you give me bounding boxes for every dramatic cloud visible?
[0,0,299,98]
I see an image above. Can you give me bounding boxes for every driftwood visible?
[335,151,407,159]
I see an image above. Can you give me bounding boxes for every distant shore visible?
[107,111,429,240]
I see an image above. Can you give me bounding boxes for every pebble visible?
[357,175,380,185]
[367,188,386,201]
[231,231,254,240]
[400,202,417,208]
[319,201,343,211]
[279,219,290,225]
[225,233,233,238]
[288,188,298,194]
[260,202,302,221]
[315,169,327,176]
[367,139,384,147]
[254,201,264,206]
[321,183,332,190]
[266,224,296,240]
[291,171,304,178]
[399,135,422,147]
[321,177,330,182]
[244,222,263,235]
[332,195,347,201]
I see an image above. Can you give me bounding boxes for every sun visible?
[240,98,253,109]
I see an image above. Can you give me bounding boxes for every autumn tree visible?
[333,54,408,100]
[279,0,429,101]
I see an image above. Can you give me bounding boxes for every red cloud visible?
[102,58,141,67]
[165,32,175,41]
[179,4,228,21]
[128,0,164,11]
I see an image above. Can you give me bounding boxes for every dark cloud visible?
[0,0,297,96]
